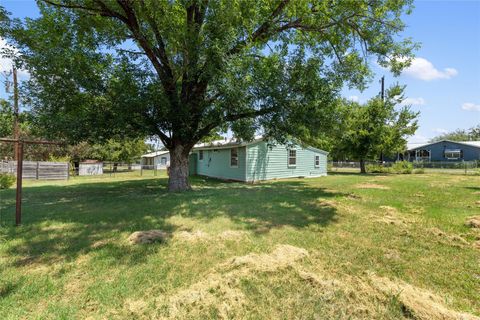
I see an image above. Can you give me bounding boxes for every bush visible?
[366,164,391,173]
[413,168,425,174]
[391,161,413,174]
[0,173,16,189]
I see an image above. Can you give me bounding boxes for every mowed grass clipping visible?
[0,171,479,319]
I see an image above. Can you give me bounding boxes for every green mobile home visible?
[191,138,328,182]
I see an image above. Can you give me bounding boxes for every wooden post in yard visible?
[0,138,62,226]
[15,141,23,226]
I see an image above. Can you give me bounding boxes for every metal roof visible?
[141,150,169,158]
[192,136,328,154]
[406,140,480,151]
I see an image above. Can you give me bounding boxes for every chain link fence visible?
[329,161,479,175]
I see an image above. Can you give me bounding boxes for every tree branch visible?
[228,0,290,56]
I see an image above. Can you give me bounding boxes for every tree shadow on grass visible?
[0,176,342,266]
[464,186,480,192]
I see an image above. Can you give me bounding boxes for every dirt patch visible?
[473,240,480,250]
[429,228,469,246]
[370,275,480,320]
[465,216,480,228]
[355,183,390,190]
[127,230,169,244]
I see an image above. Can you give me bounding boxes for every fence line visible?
[329,160,479,174]
[1,160,69,180]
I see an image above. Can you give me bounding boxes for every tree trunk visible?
[360,159,366,173]
[113,163,118,172]
[168,144,191,192]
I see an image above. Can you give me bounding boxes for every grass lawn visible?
[0,172,479,319]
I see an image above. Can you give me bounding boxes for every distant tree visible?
[335,85,419,173]
[95,138,148,168]
[430,125,480,142]
[2,0,417,190]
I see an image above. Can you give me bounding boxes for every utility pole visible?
[380,75,385,102]
[380,75,385,162]
[13,67,19,160]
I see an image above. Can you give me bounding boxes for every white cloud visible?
[402,57,458,81]
[348,95,360,102]
[432,128,448,134]
[408,134,429,144]
[461,102,480,112]
[401,97,426,106]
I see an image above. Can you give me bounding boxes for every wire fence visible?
[329,161,480,175]
[70,162,169,178]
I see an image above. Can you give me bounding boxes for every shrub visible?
[413,168,425,174]
[391,161,413,174]
[0,173,16,189]
[366,164,391,173]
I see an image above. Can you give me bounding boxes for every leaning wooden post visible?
[15,141,24,226]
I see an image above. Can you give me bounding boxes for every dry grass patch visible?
[165,245,308,319]
[465,217,480,228]
[127,230,169,244]
[355,183,390,190]
[370,275,480,320]
[429,228,469,246]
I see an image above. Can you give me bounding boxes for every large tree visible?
[2,0,416,191]
[333,85,419,173]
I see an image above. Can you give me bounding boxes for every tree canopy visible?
[1,0,417,190]
[429,125,480,143]
[332,85,419,172]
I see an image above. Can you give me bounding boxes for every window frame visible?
[230,147,239,168]
[444,149,462,160]
[288,149,297,167]
[199,150,204,161]
[314,155,320,168]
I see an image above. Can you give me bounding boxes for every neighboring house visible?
[190,137,328,182]
[141,150,170,169]
[406,140,480,162]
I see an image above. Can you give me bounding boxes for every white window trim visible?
[444,149,462,160]
[288,149,297,167]
[230,147,239,168]
[314,155,320,168]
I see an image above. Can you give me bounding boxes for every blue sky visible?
[1,0,479,143]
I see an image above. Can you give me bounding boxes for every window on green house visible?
[288,149,296,166]
[199,150,204,161]
[230,148,238,167]
[315,155,320,167]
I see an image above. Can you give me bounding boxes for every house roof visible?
[406,140,480,151]
[192,136,263,150]
[141,150,169,158]
[193,136,329,154]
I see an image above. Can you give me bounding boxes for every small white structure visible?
[141,150,170,169]
[79,161,103,176]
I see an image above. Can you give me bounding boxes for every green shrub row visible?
[366,161,416,174]
[0,173,16,189]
